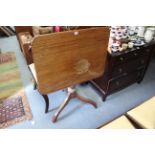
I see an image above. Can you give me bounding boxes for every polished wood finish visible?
[32,27,110,94]
[91,42,155,101]
[42,94,49,113]
[15,27,34,64]
[18,32,33,64]
[15,26,33,36]
[30,27,110,122]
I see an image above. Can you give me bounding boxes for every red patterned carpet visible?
[0,52,32,128]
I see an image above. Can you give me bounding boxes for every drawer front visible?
[108,68,144,93]
[111,56,148,77]
[112,47,151,66]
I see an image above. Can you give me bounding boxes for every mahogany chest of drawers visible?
[90,42,155,101]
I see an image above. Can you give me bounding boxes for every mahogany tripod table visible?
[29,27,110,122]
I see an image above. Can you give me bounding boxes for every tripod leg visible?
[52,93,72,123]
[76,94,97,108]
[34,82,37,90]
[42,94,49,113]
[102,95,107,102]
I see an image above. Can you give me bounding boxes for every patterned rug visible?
[0,52,32,128]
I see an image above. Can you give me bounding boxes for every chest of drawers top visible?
[108,42,155,66]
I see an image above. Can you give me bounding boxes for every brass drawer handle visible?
[116,81,120,86]
[141,59,145,64]
[120,57,124,61]
[137,72,141,76]
[146,49,150,52]
[118,68,123,73]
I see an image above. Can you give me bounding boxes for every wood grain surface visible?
[32,27,110,94]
